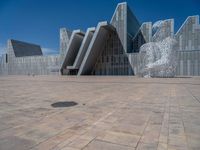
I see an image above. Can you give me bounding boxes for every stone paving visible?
[0,76,200,150]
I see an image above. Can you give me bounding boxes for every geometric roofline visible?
[10,39,43,57]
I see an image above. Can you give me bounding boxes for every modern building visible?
[0,2,200,76]
[0,40,60,75]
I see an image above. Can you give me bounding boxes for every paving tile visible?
[67,137,93,149]
[34,130,75,150]
[96,131,140,148]
[168,145,188,150]
[186,136,200,150]
[60,147,80,150]
[83,139,133,150]
[111,123,145,136]
[0,76,200,149]
[157,142,167,150]
[136,142,158,150]
[0,136,36,150]
[168,135,187,148]
[140,124,161,144]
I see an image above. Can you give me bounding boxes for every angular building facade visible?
[0,2,200,76]
[0,40,60,75]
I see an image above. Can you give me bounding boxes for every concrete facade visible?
[61,30,85,75]
[60,2,200,76]
[0,2,200,76]
[0,40,60,75]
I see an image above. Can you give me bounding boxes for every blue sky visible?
[0,0,199,55]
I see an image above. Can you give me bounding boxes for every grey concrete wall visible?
[0,40,60,75]
[110,2,127,52]
[0,54,8,75]
[176,50,200,76]
[7,55,60,75]
[60,28,72,63]
[175,16,200,51]
[128,53,141,75]
[140,22,152,43]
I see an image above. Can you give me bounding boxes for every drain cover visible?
[51,101,78,108]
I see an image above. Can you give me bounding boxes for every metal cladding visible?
[0,2,200,76]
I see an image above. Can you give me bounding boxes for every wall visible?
[129,51,200,76]
[0,40,60,75]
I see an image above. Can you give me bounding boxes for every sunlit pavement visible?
[0,76,200,150]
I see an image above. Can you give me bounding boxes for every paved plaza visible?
[0,76,200,150]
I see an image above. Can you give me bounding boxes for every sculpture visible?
[138,37,178,78]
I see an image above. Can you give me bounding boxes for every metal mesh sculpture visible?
[138,37,178,78]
